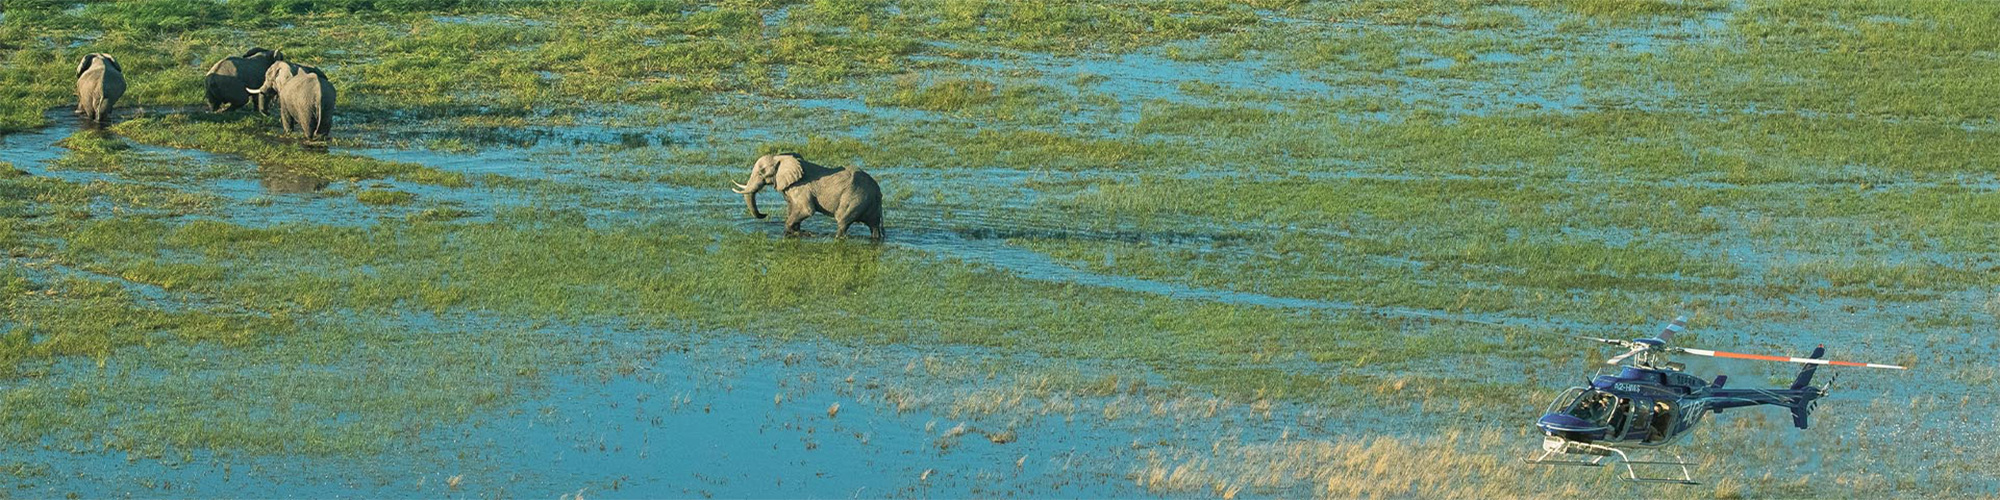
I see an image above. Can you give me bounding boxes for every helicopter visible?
[1523,316,1906,485]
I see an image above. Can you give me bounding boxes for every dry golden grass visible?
[1133,429,1600,499]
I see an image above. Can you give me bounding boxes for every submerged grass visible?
[0,263,583,458]
[110,114,470,186]
[45,212,1495,389]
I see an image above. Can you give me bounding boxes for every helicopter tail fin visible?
[1790,345,1826,390]
[1788,345,1827,429]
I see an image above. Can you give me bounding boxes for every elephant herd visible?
[72,48,882,239]
[74,48,337,140]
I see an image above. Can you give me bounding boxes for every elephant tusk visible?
[732,182,753,194]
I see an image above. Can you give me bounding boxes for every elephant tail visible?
[304,107,322,138]
[307,105,331,139]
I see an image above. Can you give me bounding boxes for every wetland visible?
[1,0,1996,497]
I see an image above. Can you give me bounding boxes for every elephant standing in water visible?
[74,53,125,123]
[204,48,282,112]
[733,153,884,240]
[249,70,335,140]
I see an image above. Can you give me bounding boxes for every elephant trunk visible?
[735,180,767,219]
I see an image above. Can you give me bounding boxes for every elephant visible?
[74,53,125,123]
[732,153,885,239]
[204,47,283,112]
[246,61,323,117]
[248,70,335,140]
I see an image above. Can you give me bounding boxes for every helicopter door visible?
[1645,400,1678,443]
[1608,396,1656,440]
[1626,400,1653,441]
[1608,397,1636,439]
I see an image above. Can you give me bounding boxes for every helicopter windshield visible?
[1552,388,1619,426]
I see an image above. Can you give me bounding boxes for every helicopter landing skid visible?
[1523,438,1699,485]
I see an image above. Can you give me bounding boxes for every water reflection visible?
[258,166,329,193]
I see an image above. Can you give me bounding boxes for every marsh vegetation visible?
[1,0,1995,497]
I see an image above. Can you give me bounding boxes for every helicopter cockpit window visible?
[1558,389,1619,425]
[1546,387,1587,413]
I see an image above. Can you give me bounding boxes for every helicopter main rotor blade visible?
[1655,316,1688,343]
[1676,347,1907,370]
[1575,335,1632,347]
[1605,346,1647,365]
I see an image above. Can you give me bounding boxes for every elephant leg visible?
[782,193,815,237]
[866,218,884,241]
[833,206,860,239]
[784,211,808,237]
[862,205,885,241]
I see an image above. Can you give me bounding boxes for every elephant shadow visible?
[733,217,848,241]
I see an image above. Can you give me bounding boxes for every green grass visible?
[0,264,582,458]
[110,114,470,186]
[355,188,416,205]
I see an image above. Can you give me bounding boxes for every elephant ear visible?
[76,54,93,78]
[270,49,286,61]
[243,47,269,58]
[100,54,121,74]
[774,154,805,192]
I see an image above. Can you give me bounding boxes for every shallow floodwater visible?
[1,108,1354,497]
[6,316,1326,497]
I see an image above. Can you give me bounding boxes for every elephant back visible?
[846,167,881,195]
[285,71,332,96]
[315,73,338,107]
[209,56,273,87]
[266,61,314,87]
[84,67,127,100]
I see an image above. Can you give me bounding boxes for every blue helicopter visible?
[1524,316,1906,484]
